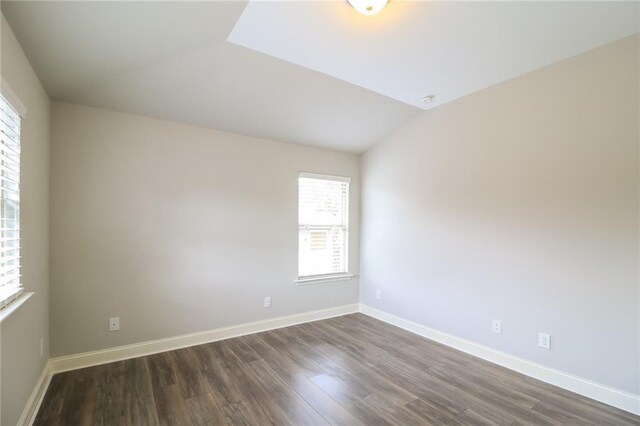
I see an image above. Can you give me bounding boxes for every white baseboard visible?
[359,303,640,416]
[50,303,359,373]
[27,302,639,420]
[17,360,52,426]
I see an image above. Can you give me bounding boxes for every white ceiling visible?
[0,1,419,153]
[2,1,638,153]
[229,1,640,110]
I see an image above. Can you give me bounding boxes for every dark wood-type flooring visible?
[35,313,639,425]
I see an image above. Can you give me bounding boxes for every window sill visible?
[0,291,33,323]
[295,274,356,285]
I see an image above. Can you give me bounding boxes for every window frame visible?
[296,171,355,284]
[0,85,28,318]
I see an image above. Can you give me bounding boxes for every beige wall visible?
[360,35,639,394]
[0,14,51,425]
[50,102,360,357]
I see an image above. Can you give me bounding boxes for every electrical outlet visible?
[109,317,120,331]
[539,332,550,349]
[264,296,272,308]
[492,320,502,334]
[40,337,44,357]
[376,289,382,300]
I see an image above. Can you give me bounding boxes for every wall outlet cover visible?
[539,332,551,349]
[109,317,120,331]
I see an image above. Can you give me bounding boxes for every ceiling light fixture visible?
[347,0,389,15]
[421,95,435,103]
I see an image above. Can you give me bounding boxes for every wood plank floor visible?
[35,314,639,425]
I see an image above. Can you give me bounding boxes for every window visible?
[298,172,350,281]
[0,94,22,309]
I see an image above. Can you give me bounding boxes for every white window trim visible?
[294,273,356,285]
[297,171,351,283]
[0,81,27,319]
[0,292,32,323]
[1,78,28,118]
[298,171,351,183]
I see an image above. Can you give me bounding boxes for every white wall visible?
[360,35,639,394]
[50,102,360,357]
[0,14,51,425]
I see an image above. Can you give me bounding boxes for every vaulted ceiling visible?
[2,1,638,153]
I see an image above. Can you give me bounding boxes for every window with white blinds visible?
[0,94,22,309]
[298,172,350,279]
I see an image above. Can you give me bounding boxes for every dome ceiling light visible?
[347,0,389,16]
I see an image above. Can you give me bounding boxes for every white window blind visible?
[0,94,22,309]
[298,172,350,279]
